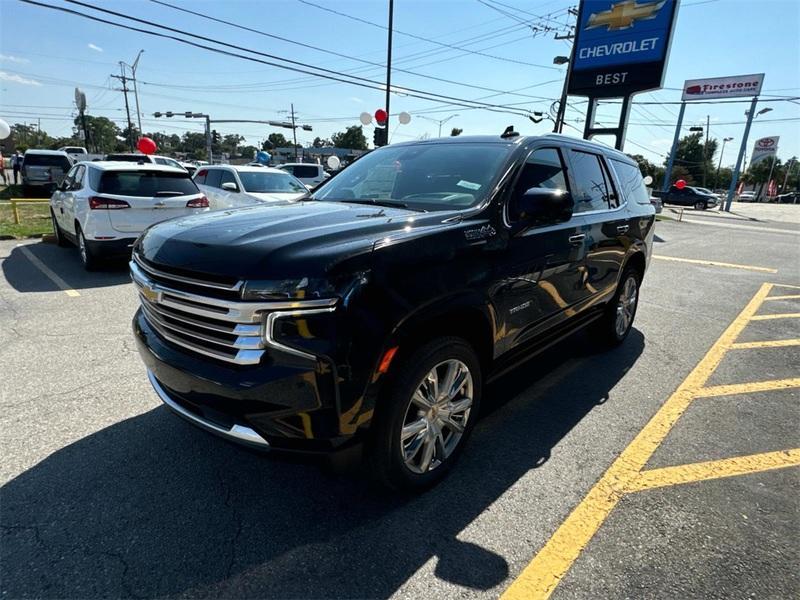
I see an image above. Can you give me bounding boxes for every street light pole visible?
[384,0,394,136]
[702,114,710,187]
[418,114,459,137]
[129,50,145,136]
[715,136,733,189]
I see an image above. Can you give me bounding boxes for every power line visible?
[149,0,552,100]
[39,0,538,117]
[294,0,561,70]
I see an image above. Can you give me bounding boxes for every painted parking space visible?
[502,282,800,600]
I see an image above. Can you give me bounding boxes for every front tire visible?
[592,267,640,347]
[366,337,482,491]
[76,225,99,271]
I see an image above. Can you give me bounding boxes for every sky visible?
[1,0,798,169]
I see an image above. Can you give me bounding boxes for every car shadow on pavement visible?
[1,330,644,599]
[1,241,130,292]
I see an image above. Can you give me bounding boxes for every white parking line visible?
[18,244,80,297]
[680,218,800,235]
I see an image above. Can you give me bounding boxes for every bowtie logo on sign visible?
[586,0,666,31]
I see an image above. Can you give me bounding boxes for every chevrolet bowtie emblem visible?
[586,0,666,31]
[140,284,160,304]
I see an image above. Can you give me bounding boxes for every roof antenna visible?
[501,125,519,139]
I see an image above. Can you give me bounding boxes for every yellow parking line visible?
[695,378,800,398]
[652,255,777,273]
[750,313,800,321]
[730,339,800,349]
[500,282,773,600]
[18,245,80,297]
[627,449,800,493]
[764,295,800,301]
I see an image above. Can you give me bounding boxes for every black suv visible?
[131,134,654,490]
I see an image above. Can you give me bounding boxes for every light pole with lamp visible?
[724,105,772,211]
[714,136,733,187]
[418,114,459,137]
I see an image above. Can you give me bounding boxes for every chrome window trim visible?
[133,253,243,292]
[147,370,270,447]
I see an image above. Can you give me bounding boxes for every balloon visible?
[398,111,411,125]
[374,109,387,124]
[359,112,372,126]
[0,118,10,140]
[137,137,157,155]
[326,155,341,170]
[256,151,271,164]
[675,179,686,190]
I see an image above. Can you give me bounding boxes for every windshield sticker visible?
[457,180,481,191]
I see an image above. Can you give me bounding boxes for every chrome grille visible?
[130,260,336,365]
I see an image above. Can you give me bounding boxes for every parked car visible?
[21,150,74,196]
[653,185,718,210]
[776,191,800,204]
[58,146,88,157]
[737,190,756,202]
[277,162,330,188]
[649,195,663,213]
[194,165,308,209]
[49,162,209,270]
[131,134,654,490]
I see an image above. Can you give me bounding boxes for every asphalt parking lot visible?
[1,205,798,599]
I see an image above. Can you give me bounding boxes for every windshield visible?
[694,187,713,195]
[97,171,199,197]
[239,171,307,193]
[312,142,513,211]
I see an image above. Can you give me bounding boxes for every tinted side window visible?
[204,169,223,188]
[220,170,237,188]
[509,148,569,222]
[610,159,649,205]
[293,165,320,178]
[569,150,614,213]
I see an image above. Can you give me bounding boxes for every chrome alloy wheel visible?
[615,275,638,338]
[400,359,473,474]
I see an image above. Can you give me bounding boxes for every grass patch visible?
[0,202,53,238]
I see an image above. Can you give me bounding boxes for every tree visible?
[450,128,463,137]
[220,134,245,156]
[331,125,368,150]
[665,132,718,186]
[312,136,333,148]
[239,145,258,160]
[180,132,208,159]
[77,116,121,153]
[10,123,54,151]
[264,133,290,149]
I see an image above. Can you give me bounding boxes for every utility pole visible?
[205,115,212,164]
[127,50,145,136]
[290,103,298,161]
[384,0,394,139]
[111,63,135,151]
[702,114,710,187]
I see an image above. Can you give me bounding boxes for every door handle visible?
[616,225,630,234]
[568,234,586,244]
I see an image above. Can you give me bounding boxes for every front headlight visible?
[241,272,368,301]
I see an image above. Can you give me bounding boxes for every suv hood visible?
[137,200,455,280]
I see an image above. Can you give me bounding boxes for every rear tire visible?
[76,225,99,271]
[366,337,482,491]
[694,200,707,210]
[592,267,640,348]
[50,210,69,247]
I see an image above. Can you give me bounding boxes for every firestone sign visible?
[681,74,765,101]
[568,0,680,97]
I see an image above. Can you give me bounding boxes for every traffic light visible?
[373,126,388,148]
[212,130,221,144]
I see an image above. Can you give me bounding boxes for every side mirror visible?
[514,187,573,225]
[221,182,239,192]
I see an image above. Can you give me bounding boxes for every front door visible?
[492,146,588,355]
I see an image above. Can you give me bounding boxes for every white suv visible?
[277,162,329,188]
[194,165,307,210]
[49,162,209,270]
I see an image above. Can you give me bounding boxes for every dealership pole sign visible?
[681,74,764,101]
[568,0,680,98]
[750,136,779,167]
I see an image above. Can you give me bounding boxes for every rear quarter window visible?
[97,171,199,197]
[292,165,320,178]
[610,159,650,205]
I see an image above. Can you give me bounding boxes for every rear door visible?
[565,148,626,303]
[61,164,86,232]
[97,169,205,235]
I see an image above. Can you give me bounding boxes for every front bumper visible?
[87,237,137,257]
[134,309,357,453]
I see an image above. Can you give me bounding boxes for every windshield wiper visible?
[342,198,426,211]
